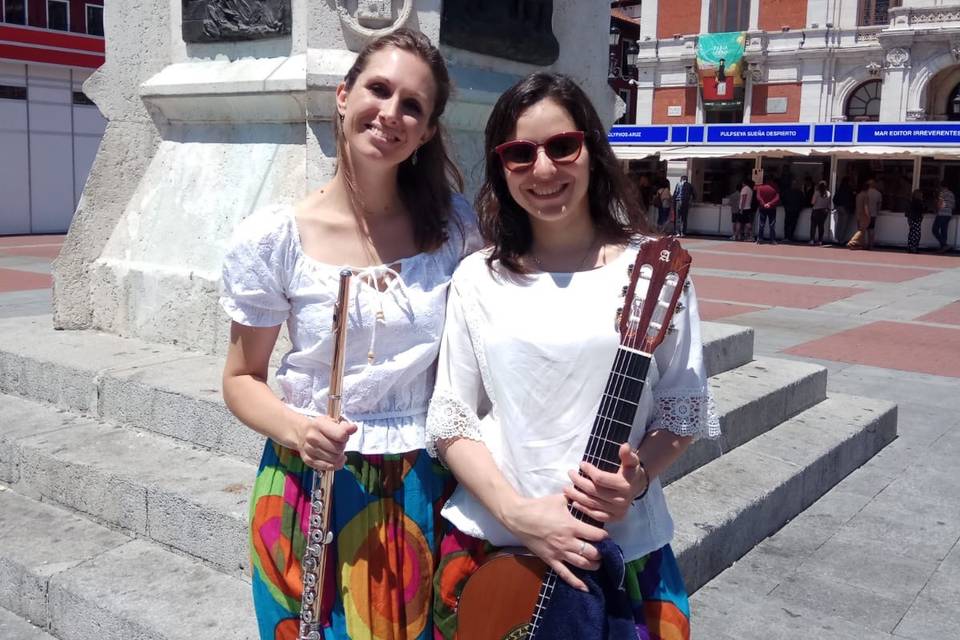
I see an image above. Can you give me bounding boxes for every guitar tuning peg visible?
[615,307,623,330]
[621,285,629,297]
[627,264,634,276]
[676,301,686,312]
[683,280,691,291]
[667,323,677,335]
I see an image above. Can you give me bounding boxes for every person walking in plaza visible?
[728,182,743,240]
[755,175,780,244]
[848,181,871,249]
[933,181,955,253]
[809,180,832,246]
[654,178,673,233]
[219,30,480,640]
[907,189,925,254]
[781,178,805,243]
[673,174,695,237]
[832,176,855,245]
[738,178,755,241]
[428,72,718,640]
[865,178,882,249]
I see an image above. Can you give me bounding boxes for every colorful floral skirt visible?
[250,441,454,640]
[433,528,690,640]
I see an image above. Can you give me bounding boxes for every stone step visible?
[663,355,828,485]
[0,393,253,577]
[691,581,896,639]
[0,489,257,640]
[0,606,58,640]
[0,349,782,575]
[700,321,754,377]
[668,392,898,593]
[0,315,753,465]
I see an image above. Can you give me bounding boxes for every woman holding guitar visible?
[426,73,719,639]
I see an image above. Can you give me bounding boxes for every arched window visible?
[948,83,960,121]
[846,80,882,122]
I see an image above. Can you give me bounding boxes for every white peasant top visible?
[425,240,720,562]
[220,196,481,455]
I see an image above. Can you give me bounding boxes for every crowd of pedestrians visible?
[635,171,955,253]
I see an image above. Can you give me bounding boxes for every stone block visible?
[0,490,129,628]
[47,540,257,640]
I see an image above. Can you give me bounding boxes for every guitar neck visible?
[570,346,652,529]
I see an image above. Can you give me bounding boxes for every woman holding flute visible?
[220,30,479,640]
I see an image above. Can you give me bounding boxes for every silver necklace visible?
[530,238,605,272]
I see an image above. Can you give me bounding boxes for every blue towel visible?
[532,538,637,640]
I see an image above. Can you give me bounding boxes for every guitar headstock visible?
[618,237,692,353]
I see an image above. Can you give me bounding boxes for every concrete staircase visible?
[0,314,896,639]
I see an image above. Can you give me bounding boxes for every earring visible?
[411,149,418,166]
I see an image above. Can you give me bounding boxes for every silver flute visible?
[299,268,352,640]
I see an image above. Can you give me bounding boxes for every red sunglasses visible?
[494,131,585,171]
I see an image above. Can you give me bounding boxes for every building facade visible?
[611,0,960,248]
[0,0,105,235]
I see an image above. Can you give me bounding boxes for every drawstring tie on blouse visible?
[353,264,412,365]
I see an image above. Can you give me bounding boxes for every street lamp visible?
[625,40,639,67]
[609,24,621,47]
[609,39,639,86]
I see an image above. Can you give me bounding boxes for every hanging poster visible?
[697,32,746,108]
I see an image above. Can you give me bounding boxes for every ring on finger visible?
[577,540,587,556]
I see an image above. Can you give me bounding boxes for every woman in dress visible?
[906,188,924,253]
[220,29,479,640]
[810,180,832,246]
[427,72,719,640]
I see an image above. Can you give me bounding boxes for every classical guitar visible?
[456,236,693,640]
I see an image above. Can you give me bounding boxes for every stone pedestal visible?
[53,1,613,354]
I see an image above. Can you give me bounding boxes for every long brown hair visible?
[334,28,464,252]
[476,72,649,273]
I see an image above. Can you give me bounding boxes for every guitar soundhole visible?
[505,623,532,639]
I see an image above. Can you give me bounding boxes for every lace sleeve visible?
[651,278,722,440]
[651,387,720,439]
[425,276,491,458]
[425,390,483,458]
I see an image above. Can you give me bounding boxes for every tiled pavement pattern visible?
[684,237,960,638]
[0,234,957,637]
[0,236,60,320]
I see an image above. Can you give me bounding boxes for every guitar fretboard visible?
[529,347,652,638]
[572,346,651,528]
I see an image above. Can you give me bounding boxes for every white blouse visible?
[425,240,720,562]
[220,196,481,455]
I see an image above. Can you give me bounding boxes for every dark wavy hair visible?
[334,28,464,252]
[476,72,649,273]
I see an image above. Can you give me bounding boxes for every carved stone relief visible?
[440,0,559,66]
[336,0,414,38]
[884,47,911,70]
[182,0,291,42]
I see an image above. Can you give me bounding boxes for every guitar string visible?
[532,247,690,635]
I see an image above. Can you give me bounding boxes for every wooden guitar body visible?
[456,554,547,640]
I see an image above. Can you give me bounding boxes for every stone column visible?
[879,45,912,121]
